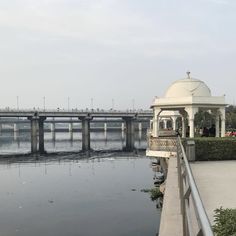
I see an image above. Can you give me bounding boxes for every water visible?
[0,131,147,154]
[0,131,160,236]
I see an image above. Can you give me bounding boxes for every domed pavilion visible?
[151,72,226,138]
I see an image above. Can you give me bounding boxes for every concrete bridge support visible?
[104,123,107,132]
[29,117,38,154]
[80,117,92,151]
[69,123,73,140]
[51,123,56,140]
[69,123,73,132]
[123,117,135,151]
[121,122,125,139]
[14,123,19,132]
[28,116,46,154]
[39,117,46,154]
[51,123,55,132]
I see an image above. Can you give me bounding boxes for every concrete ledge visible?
[146,150,177,158]
[159,158,183,236]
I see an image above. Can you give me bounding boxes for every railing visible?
[176,136,214,236]
[0,108,153,114]
[148,136,177,152]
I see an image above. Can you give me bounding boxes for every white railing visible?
[176,136,214,236]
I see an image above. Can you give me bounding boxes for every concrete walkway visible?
[191,161,236,224]
[159,158,183,236]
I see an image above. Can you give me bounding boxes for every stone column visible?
[217,107,225,137]
[215,114,220,137]
[154,108,161,137]
[79,116,92,151]
[181,117,186,138]
[163,119,168,129]
[189,119,194,138]
[39,117,46,154]
[172,117,177,131]
[221,119,226,137]
[185,107,199,138]
[123,117,135,151]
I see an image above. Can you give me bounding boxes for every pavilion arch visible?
[150,72,226,138]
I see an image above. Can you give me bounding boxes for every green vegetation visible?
[213,207,236,236]
[140,187,163,201]
[193,105,236,130]
[183,137,236,160]
[149,187,162,201]
[226,105,236,129]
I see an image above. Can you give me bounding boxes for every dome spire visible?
[186,71,191,79]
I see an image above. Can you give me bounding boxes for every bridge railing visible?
[0,108,153,114]
[176,136,214,236]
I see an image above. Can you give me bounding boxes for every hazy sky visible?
[0,0,236,110]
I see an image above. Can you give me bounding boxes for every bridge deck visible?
[191,161,236,224]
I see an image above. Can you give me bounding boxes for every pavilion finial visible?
[186,71,191,79]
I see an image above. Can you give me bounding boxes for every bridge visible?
[0,109,153,154]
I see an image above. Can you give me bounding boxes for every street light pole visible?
[132,99,135,111]
[91,98,94,110]
[16,96,19,111]
[68,97,70,111]
[43,96,45,111]
[112,98,114,110]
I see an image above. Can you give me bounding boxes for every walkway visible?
[159,158,183,236]
[191,161,236,223]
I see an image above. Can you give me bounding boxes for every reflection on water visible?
[0,157,160,236]
[0,131,147,154]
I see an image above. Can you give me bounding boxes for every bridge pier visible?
[39,117,46,154]
[51,123,56,140]
[69,123,73,140]
[29,116,38,154]
[79,117,92,151]
[121,122,125,139]
[69,123,73,132]
[51,123,55,132]
[28,116,46,154]
[104,123,107,132]
[123,117,135,151]
[14,123,19,132]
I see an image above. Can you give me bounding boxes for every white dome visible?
[165,77,211,98]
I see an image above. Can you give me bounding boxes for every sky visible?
[0,0,236,110]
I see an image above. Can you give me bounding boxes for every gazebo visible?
[151,72,227,138]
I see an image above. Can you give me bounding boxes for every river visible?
[0,131,161,236]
